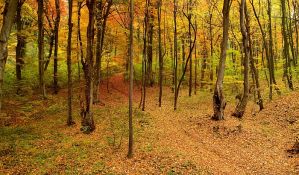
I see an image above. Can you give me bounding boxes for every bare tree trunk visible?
[128,0,134,159]
[67,0,74,126]
[53,0,60,94]
[16,0,25,82]
[141,1,149,111]
[147,2,154,87]
[246,5,264,111]
[0,0,18,111]
[232,0,249,118]
[81,0,96,133]
[281,0,294,90]
[93,0,112,103]
[188,0,193,97]
[212,0,231,120]
[38,0,46,98]
[173,0,178,110]
[158,0,163,107]
[174,9,197,110]
[194,41,197,95]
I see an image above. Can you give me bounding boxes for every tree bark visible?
[81,0,96,133]
[38,0,46,98]
[93,0,112,103]
[0,0,18,110]
[173,0,178,110]
[16,0,26,82]
[212,0,231,120]
[54,0,61,94]
[232,0,249,118]
[158,0,163,107]
[67,0,74,126]
[128,0,134,159]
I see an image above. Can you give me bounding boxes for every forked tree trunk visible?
[212,0,231,120]
[232,0,249,118]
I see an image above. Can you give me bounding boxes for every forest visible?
[0,0,298,174]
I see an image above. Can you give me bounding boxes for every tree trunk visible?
[0,0,18,111]
[67,0,74,126]
[173,0,178,110]
[158,0,163,107]
[188,0,192,97]
[53,0,61,94]
[281,0,294,90]
[128,0,134,159]
[232,0,249,118]
[38,0,46,98]
[81,0,96,133]
[212,0,231,120]
[93,0,112,103]
[246,5,264,111]
[16,0,25,82]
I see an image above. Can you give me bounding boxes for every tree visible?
[281,0,294,90]
[158,0,163,107]
[81,0,96,133]
[174,0,197,110]
[38,0,46,98]
[212,0,231,120]
[54,0,61,94]
[67,0,74,126]
[173,0,178,110]
[93,0,113,104]
[0,0,18,111]
[127,0,134,159]
[16,0,26,82]
[232,0,249,118]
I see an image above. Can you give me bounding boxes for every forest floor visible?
[0,74,298,174]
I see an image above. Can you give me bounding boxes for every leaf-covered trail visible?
[99,74,298,174]
[0,74,298,174]
[132,85,298,174]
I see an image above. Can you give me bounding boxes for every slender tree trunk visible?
[281,0,294,90]
[173,0,178,110]
[250,0,280,100]
[188,0,192,97]
[0,0,18,111]
[246,5,264,111]
[128,0,134,159]
[174,9,197,110]
[38,0,46,98]
[53,0,60,94]
[67,0,74,126]
[147,4,154,87]
[158,0,163,107]
[16,0,25,82]
[194,41,197,95]
[141,1,149,111]
[212,0,231,120]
